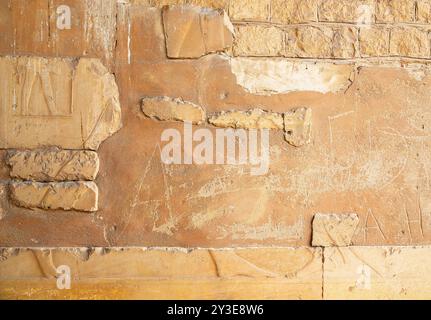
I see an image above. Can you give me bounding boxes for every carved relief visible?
[15,57,72,117]
[0,56,122,213]
[0,56,122,150]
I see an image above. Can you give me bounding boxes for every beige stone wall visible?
[1,0,431,299]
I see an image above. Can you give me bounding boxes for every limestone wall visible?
[1,0,431,299]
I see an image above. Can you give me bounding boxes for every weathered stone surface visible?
[228,0,270,21]
[208,108,284,129]
[131,60,200,103]
[271,0,317,23]
[312,213,359,247]
[286,26,358,59]
[233,25,284,57]
[162,5,234,58]
[0,56,122,150]
[0,247,322,299]
[0,0,117,69]
[324,246,431,299]
[5,1,431,252]
[284,108,312,147]
[389,27,430,58]
[319,0,374,23]
[9,181,98,212]
[417,0,431,23]
[376,0,415,22]
[359,27,390,57]
[139,0,229,9]
[142,96,206,124]
[6,149,99,182]
[332,27,358,59]
[123,5,166,64]
[0,183,8,220]
[229,58,355,95]
[186,0,229,9]
[286,26,333,58]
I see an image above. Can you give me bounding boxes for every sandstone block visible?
[376,0,415,22]
[417,0,431,23]
[390,27,430,58]
[318,0,374,23]
[359,27,390,57]
[141,96,206,124]
[228,0,270,21]
[9,181,98,212]
[6,149,99,182]
[271,0,317,24]
[312,213,359,247]
[0,247,322,299]
[229,58,355,94]
[162,5,234,58]
[324,246,431,299]
[332,27,358,59]
[286,26,333,58]
[208,108,284,129]
[0,57,122,150]
[284,107,312,147]
[233,25,284,57]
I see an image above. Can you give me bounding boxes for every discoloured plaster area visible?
[229,58,356,95]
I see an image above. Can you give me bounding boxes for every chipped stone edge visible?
[141,96,207,124]
[5,148,100,182]
[8,181,99,213]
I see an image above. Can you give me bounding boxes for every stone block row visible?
[1,245,431,299]
[139,0,431,25]
[233,24,431,59]
[5,149,101,212]
[141,96,312,147]
[229,0,430,25]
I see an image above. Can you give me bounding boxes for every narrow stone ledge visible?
[9,181,99,212]
[208,108,284,129]
[6,149,99,182]
[162,5,234,58]
[141,96,206,124]
[312,213,359,247]
[0,247,323,299]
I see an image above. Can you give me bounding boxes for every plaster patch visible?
[229,58,355,95]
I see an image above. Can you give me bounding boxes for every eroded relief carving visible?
[0,56,121,150]
[16,58,72,117]
[1,56,122,213]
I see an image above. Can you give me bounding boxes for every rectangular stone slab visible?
[7,149,99,181]
[0,247,322,299]
[324,246,431,299]
[9,181,98,212]
[0,56,121,150]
